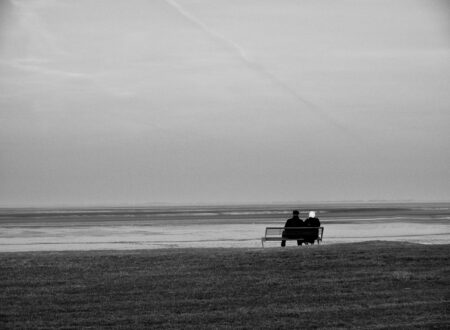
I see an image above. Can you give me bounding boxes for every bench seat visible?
[261,227,324,247]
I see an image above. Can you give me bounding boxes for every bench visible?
[261,227,324,247]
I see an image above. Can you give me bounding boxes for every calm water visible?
[0,202,449,251]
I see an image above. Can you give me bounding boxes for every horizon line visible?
[0,200,449,210]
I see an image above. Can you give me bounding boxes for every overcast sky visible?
[0,0,449,207]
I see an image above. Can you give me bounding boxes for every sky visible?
[0,0,449,207]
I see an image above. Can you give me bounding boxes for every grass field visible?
[1,241,449,329]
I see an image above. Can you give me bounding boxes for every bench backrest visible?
[265,227,324,239]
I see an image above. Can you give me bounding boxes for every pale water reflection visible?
[0,204,449,252]
[1,222,449,252]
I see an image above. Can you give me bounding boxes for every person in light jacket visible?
[304,211,321,244]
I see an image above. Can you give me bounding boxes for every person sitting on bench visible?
[281,210,304,247]
[304,211,321,244]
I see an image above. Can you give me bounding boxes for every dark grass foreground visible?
[1,242,449,329]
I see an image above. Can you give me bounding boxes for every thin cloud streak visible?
[4,60,90,79]
[165,0,250,62]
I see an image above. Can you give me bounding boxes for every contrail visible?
[165,0,249,62]
[164,0,357,137]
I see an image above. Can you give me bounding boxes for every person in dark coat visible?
[304,211,321,244]
[281,210,304,247]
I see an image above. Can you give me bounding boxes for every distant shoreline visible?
[1,202,448,252]
[1,200,449,211]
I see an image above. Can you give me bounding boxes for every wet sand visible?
[1,202,449,251]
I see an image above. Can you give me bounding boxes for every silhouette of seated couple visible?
[281,210,321,247]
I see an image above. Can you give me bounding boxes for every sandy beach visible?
[1,202,449,252]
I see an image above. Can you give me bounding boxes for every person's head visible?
[293,210,299,216]
[309,211,316,218]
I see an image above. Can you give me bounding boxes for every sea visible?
[0,202,449,252]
